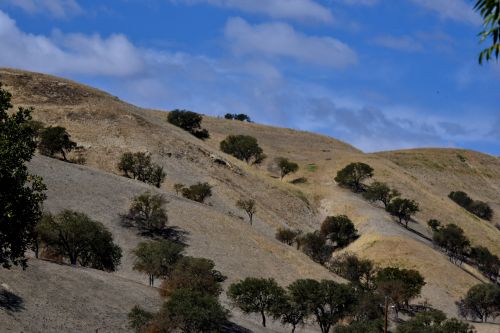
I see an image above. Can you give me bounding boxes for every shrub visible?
[128,305,155,333]
[118,152,166,188]
[470,246,500,281]
[427,219,441,232]
[449,191,473,208]
[449,191,493,221]
[173,183,184,195]
[181,182,212,203]
[160,256,226,298]
[37,210,122,271]
[320,215,358,249]
[236,198,256,224]
[38,126,77,161]
[220,135,266,165]
[457,283,500,323]
[335,320,384,333]
[334,162,374,192]
[432,224,470,265]
[299,231,333,264]
[275,228,301,246]
[363,181,400,208]
[386,198,419,228]
[132,240,185,286]
[124,192,168,233]
[396,309,475,333]
[328,253,376,291]
[228,277,287,327]
[277,157,299,180]
[167,109,209,140]
[0,83,46,269]
[224,113,252,122]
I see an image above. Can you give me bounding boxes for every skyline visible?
[0,0,499,154]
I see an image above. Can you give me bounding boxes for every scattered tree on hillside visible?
[449,191,473,208]
[220,134,266,165]
[123,192,168,234]
[328,253,376,291]
[363,181,400,208]
[320,215,358,249]
[272,296,307,333]
[277,157,299,180]
[386,198,419,228]
[37,210,122,271]
[0,83,46,269]
[38,126,77,161]
[236,198,256,224]
[432,224,470,265]
[457,283,500,323]
[118,152,166,188]
[475,0,500,64]
[396,309,475,333]
[156,289,228,332]
[334,162,374,192]
[160,256,226,298]
[449,191,493,221]
[470,246,500,281]
[128,305,155,333]
[427,219,442,232]
[287,279,356,333]
[228,277,287,327]
[299,231,333,265]
[275,228,301,247]
[173,183,184,195]
[181,182,212,203]
[167,109,209,139]
[335,320,384,333]
[224,113,252,122]
[132,240,184,286]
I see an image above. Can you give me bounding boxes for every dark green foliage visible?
[157,289,228,332]
[128,305,155,333]
[386,198,419,228]
[132,240,185,286]
[299,231,333,265]
[475,0,500,64]
[375,267,425,311]
[38,126,77,161]
[334,162,374,192]
[272,296,307,333]
[160,256,226,298]
[37,210,121,271]
[320,215,358,249]
[449,191,493,221]
[432,224,470,265]
[173,183,184,195]
[457,283,500,322]
[228,277,287,327]
[396,309,475,333]
[181,182,212,203]
[334,320,383,333]
[328,253,376,291]
[427,219,442,232]
[277,157,299,180]
[275,228,301,246]
[220,135,266,165]
[124,192,168,233]
[167,109,209,140]
[470,246,500,281]
[236,198,256,224]
[363,181,400,208]
[287,279,356,333]
[224,113,252,122]
[0,83,46,269]
[118,152,166,188]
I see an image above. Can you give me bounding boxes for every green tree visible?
[38,126,77,161]
[124,192,168,233]
[320,215,358,249]
[375,267,425,311]
[328,253,376,291]
[363,182,400,208]
[386,198,419,228]
[160,256,226,298]
[470,246,500,281]
[277,157,299,180]
[448,191,473,208]
[173,183,184,195]
[37,210,122,271]
[468,200,493,221]
[271,296,307,333]
[220,135,266,165]
[157,289,228,332]
[132,240,185,286]
[181,182,212,203]
[228,277,287,327]
[457,283,500,323]
[236,198,256,224]
[432,224,470,265]
[128,305,155,333]
[167,109,209,140]
[334,320,383,333]
[288,279,356,333]
[0,83,46,269]
[475,0,500,63]
[299,231,333,265]
[276,228,301,247]
[334,162,374,192]
[396,309,475,333]
[427,219,442,232]
[117,152,166,188]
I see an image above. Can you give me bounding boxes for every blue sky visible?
[0,0,499,154]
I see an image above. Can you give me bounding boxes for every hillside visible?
[0,68,499,332]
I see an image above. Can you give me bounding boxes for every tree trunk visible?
[261,310,266,327]
[249,213,253,225]
[61,149,67,161]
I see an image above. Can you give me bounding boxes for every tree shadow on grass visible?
[119,215,189,246]
[0,289,24,312]
[221,321,252,333]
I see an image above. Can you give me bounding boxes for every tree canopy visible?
[167,109,209,140]
[123,192,168,233]
[236,198,257,224]
[220,134,266,164]
[363,181,400,208]
[38,126,77,161]
[334,162,374,192]
[457,283,500,323]
[320,215,358,249]
[277,157,299,180]
[118,152,166,188]
[475,0,500,63]
[386,198,419,228]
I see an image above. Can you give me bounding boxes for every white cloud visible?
[0,10,143,76]
[2,0,82,18]
[373,35,423,52]
[169,0,333,23]
[409,0,480,25]
[224,17,357,68]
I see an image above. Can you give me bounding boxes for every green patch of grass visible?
[306,164,318,172]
